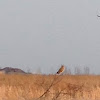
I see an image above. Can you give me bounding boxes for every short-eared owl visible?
[57,65,65,74]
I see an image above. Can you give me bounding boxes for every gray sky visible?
[0,0,100,74]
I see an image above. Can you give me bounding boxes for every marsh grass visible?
[0,74,100,100]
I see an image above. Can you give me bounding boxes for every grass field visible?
[0,74,100,100]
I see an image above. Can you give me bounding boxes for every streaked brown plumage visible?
[57,65,65,74]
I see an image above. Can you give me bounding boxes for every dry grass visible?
[0,74,100,100]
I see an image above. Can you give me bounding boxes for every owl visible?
[57,65,65,74]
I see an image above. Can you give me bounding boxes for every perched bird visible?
[56,65,65,74]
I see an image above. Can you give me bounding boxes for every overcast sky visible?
[0,0,100,74]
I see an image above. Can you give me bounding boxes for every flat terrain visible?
[0,74,100,100]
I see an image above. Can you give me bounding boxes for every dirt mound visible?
[0,67,26,74]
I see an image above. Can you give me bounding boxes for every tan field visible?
[0,74,100,100]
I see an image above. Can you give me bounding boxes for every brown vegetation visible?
[0,74,100,100]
